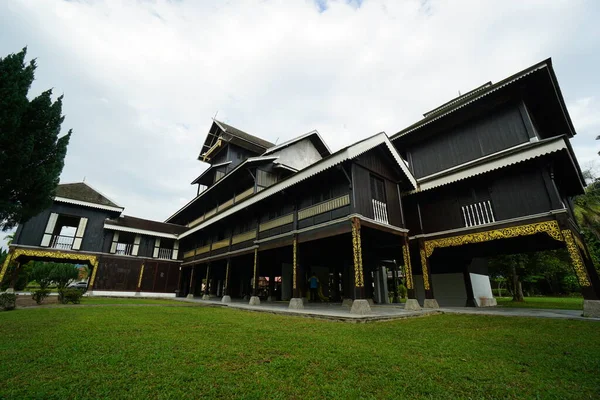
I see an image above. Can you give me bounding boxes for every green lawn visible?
[496,296,584,310]
[0,306,598,399]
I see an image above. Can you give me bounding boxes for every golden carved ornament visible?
[253,249,258,289]
[423,220,563,258]
[0,248,99,289]
[351,219,364,288]
[137,264,145,289]
[420,248,430,291]
[402,244,414,290]
[561,230,591,287]
[292,236,297,290]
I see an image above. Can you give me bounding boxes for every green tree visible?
[0,47,71,230]
[573,179,600,241]
[30,262,55,290]
[49,263,79,290]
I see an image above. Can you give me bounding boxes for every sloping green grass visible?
[0,306,598,399]
[496,296,583,310]
[81,297,185,305]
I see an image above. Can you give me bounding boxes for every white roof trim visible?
[55,197,124,212]
[416,138,567,192]
[104,223,179,239]
[179,132,416,239]
[166,155,279,222]
[263,130,332,156]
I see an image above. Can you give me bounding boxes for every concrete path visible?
[174,297,600,323]
[440,306,600,321]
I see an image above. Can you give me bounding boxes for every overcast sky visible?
[1,0,600,249]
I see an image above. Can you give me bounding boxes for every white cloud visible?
[1,0,599,243]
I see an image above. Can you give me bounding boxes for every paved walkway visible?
[175,297,600,323]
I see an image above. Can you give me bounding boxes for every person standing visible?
[309,273,319,302]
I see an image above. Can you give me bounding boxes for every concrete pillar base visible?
[134,291,141,296]
[288,298,304,309]
[350,299,372,315]
[221,295,231,303]
[249,296,261,306]
[5,288,14,293]
[202,294,210,300]
[424,299,440,309]
[367,298,375,306]
[478,297,497,307]
[186,294,195,299]
[404,299,421,311]
[341,298,353,308]
[243,295,250,301]
[266,296,274,302]
[583,300,600,318]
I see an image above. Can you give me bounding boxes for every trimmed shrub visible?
[59,288,83,304]
[32,289,51,305]
[0,293,17,311]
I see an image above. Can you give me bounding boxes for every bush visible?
[397,284,408,299]
[58,288,83,304]
[0,292,17,311]
[32,289,51,305]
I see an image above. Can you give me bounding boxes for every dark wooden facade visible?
[3,59,599,314]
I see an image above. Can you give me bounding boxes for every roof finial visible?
[212,110,219,121]
[83,176,86,182]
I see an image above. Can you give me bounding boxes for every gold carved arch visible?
[0,249,100,289]
[420,220,590,288]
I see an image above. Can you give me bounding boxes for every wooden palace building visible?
[2,59,599,317]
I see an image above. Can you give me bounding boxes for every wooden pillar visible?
[402,236,416,300]
[136,263,145,293]
[204,264,211,297]
[223,259,231,296]
[419,239,439,308]
[252,249,259,296]
[187,266,196,298]
[351,218,365,300]
[176,267,183,297]
[292,235,301,298]
[8,261,21,292]
[0,250,14,286]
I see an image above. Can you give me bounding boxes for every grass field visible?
[80,297,185,305]
[1,304,599,399]
[496,296,584,310]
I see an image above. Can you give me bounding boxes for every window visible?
[214,170,225,183]
[370,175,386,202]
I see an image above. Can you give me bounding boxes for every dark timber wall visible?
[405,162,557,234]
[14,202,118,252]
[407,103,531,178]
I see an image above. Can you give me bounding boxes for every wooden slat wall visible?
[298,194,350,220]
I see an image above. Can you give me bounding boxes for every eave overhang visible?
[411,136,584,193]
[103,223,179,239]
[54,197,124,213]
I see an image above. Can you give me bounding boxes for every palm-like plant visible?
[3,233,14,246]
[574,180,600,240]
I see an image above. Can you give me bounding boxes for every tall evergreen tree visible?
[0,48,71,230]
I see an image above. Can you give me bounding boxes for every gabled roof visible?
[263,130,331,158]
[178,132,416,239]
[165,155,280,223]
[199,120,275,160]
[55,182,123,212]
[392,58,575,141]
[190,161,232,185]
[105,215,186,238]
